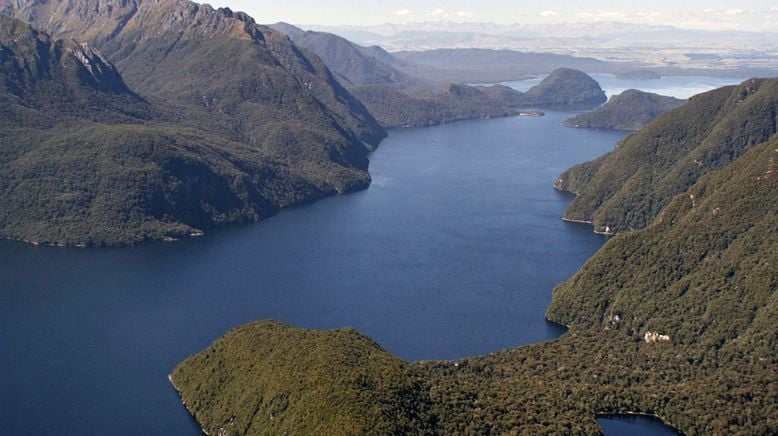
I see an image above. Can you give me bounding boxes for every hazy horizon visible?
[210,1,778,32]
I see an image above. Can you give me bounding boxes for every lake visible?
[598,415,680,435]
[1,76,739,434]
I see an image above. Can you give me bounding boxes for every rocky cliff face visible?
[0,15,149,119]
[2,0,385,166]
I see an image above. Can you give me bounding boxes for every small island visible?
[563,89,685,131]
[615,69,662,80]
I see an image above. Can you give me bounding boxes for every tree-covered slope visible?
[522,68,607,109]
[479,68,607,111]
[350,69,605,128]
[555,78,778,234]
[350,84,515,128]
[171,321,434,435]
[548,137,777,349]
[0,1,392,245]
[172,136,777,435]
[1,16,360,245]
[564,89,685,131]
[2,0,385,178]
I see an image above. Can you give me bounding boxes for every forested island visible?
[564,89,685,131]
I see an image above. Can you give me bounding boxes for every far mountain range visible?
[308,21,778,77]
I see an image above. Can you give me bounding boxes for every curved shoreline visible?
[597,412,682,434]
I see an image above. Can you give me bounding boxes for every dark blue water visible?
[2,112,641,434]
[599,415,680,435]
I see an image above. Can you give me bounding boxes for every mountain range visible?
[0,2,623,245]
[308,21,778,77]
[0,0,384,245]
[269,23,609,127]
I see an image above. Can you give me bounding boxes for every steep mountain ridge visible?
[0,0,392,244]
[270,22,423,90]
[0,8,385,245]
[2,0,385,158]
[0,15,149,125]
[556,77,778,234]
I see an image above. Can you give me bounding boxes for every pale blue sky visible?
[210,1,778,30]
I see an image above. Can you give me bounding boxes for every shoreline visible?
[0,231,205,249]
[561,217,594,225]
[168,374,212,436]
[0,176,373,249]
[0,236,88,248]
[597,412,682,434]
[556,186,617,236]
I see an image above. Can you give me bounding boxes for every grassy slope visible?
[172,138,777,434]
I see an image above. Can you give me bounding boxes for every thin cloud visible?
[395,9,412,17]
[539,11,558,17]
[576,11,626,19]
[456,10,474,17]
[428,8,446,17]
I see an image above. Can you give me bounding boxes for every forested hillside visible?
[555,78,778,234]
[564,89,685,131]
[0,1,387,245]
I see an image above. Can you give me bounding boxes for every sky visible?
[209,1,778,31]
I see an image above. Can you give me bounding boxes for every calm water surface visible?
[598,415,680,435]
[2,108,681,434]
